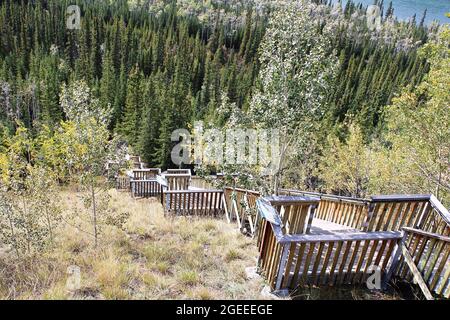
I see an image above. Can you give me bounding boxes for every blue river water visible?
[332,0,449,24]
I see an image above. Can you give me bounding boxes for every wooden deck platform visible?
[256,195,450,298]
[117,170,450,299]
[310,218,359,235]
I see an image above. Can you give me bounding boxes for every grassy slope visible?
[0,189,266,299]
[0,188,411,300]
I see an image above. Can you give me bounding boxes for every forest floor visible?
[0,188,409,300]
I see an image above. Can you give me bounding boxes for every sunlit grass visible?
[0,189,265,299]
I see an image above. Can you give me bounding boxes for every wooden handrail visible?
[224,186,261,196]
[402,227,450,242]
[280,188,370,204]
[371,194,432,202]
[164,189,224,194]
[167,169,191,174]
[429,195,450,226]
[264,195,320,206]
[279,231,402,244]
[133,168,161,173]
[163,174,192,178]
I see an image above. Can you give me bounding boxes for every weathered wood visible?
[130,179,162,197]
[223,188,261,234]
[402,227,450,243]
[265,196,319,235]
[132,168,161,180]
[116,176,130,190]
[371,194,432,202]
[279,231,402,244]
[397,227,450,298]
[250,190,450,293]
[167,169,192,175]
[164,174,191,191]
[400,243,434,300]
[163,190,224,217]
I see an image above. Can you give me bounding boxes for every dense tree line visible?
[0,0,435,168]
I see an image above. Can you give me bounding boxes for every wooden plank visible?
[319,242,335,286]
[282,243,297,289]
[336,241,352,285]
[290,243,306,289]
[424,240,446,283]
[397,202,412,230]
[430,243,449,291]
[360,240,378,283]
[301,243,316,285]
[405,202,421,228]
[381,239,397,271]
[311,242,325,284]
[375,202,388,231]
[353,240,371,283]
[365,203,379,231]
[279,231,402,244]
[328,241,343,286]
[401,244,434,300]
[345,240,361,284]
[371,194,431,202]
[275,244,290,290]
[435,255,450,297]
[383,202,398,231]
[403,227,450,243]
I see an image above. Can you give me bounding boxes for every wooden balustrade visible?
[257,190,450,296]
[256,198,402,290]
[130,179,162,198]
[391,227,450,299]
[116,176,130,191]
[280,189,369,230]
[167,169,192,175]
[164,174,191,191]
[190,176,215,190]
[223,187,261,235]
[163,190,224,216]
[279,190,450,234]
[265,195,319,235]
[132,168,161,180]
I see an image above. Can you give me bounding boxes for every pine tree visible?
[120,64,142,145]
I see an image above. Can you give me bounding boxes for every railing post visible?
[416,201,432,229]
[362,202,375,231]
[274,243,290,291]
[306,203,317,234]
[383,231,407,289]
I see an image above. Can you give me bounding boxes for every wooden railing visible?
[265,196,319,235]
[164,174,191,191]
[279,190,450,235]
[259,190,450,297]
[167,169,192,175]
[132,168,161,180]
[280,189,369,230]
[130,155,143,169]
[223,187,261,235]
[256,198,402,291]
[389,227,450,299]
[163,190,224,217]
[190,176,215,190]
[116,176,130,191]
[130,179,162,198]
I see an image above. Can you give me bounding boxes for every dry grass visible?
[0,189,267,299]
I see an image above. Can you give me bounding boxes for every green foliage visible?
[248,2,338,192]
[383,25,450,204]
[319,125,372,198]
[0,126,60,256]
